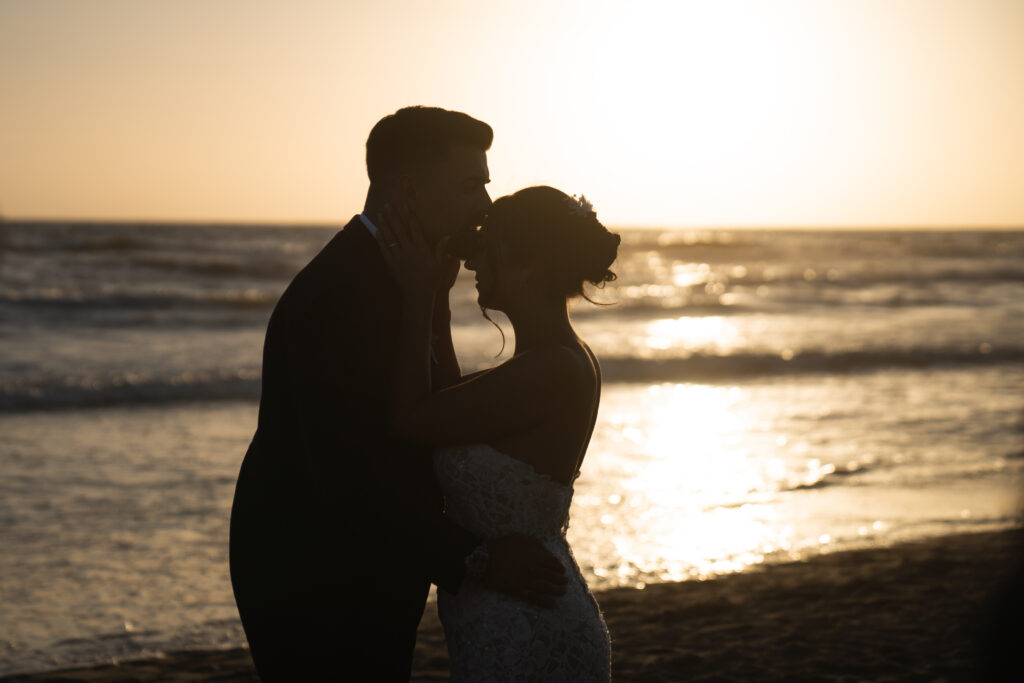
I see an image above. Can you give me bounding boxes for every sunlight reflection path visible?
[577,384,787,583]
[570,374,1024,588]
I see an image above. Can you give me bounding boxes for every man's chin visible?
[446,228,482,260]
[476,291,500,311]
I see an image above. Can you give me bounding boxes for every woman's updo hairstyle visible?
[483,186,620,301]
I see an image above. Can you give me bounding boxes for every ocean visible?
[1,221,1022,675]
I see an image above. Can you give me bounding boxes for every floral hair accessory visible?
[566,194,595,218]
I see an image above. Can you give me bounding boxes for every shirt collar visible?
[358,213,378,238]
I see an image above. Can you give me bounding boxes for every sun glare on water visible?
[582,383,784,582]
[643,316,741,353]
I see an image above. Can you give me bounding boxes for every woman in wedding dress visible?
[377,185,618,681]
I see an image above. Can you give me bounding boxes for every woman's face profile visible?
[465,228,499,309]
[467,225,533,312]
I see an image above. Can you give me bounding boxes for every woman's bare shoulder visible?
[515,343,596,387]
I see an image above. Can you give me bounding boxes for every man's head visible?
[365,106,492,247]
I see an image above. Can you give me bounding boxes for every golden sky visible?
[1,0,1022,227]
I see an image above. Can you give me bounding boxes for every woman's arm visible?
[376,208,584,446]
[398,343,583,445]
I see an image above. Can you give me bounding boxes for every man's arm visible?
[431,295,462,391]
[282,285,479,593]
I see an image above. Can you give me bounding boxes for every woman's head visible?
[466,186,620,312]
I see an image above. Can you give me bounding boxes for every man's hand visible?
[484,534,568,608]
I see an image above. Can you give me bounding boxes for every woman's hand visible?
[376,203,455,301]
[435,243,461,293]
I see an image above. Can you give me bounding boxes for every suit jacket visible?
[230,217,477,610]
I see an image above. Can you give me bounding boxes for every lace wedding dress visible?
[434,443,611,681]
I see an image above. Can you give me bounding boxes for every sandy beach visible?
[3,528,1020,682]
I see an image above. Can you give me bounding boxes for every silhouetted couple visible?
[230,106,619,681]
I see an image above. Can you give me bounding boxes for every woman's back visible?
[485,340,602,486]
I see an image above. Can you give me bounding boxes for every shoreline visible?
[4,528,1021,682]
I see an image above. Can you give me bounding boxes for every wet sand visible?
[4,528,1021,682]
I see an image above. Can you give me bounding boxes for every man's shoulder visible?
[306,217,362,265]
[285,218,364,288]
[272,217,386,318]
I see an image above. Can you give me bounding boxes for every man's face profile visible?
[412,145,491,245]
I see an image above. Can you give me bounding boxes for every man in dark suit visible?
[229,107,566,681]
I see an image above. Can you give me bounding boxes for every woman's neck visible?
[507,299,577,355]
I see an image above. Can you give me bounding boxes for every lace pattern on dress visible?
[434,444,611,682]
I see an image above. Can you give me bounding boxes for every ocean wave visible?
[4,281,1015,320]
[6,249,303,280]
[0,371,260,412]
[569,299,753,319]
[64,236,151,252]
[598,348,1024,382]
[606,267,1024,293]
[784,462,868,492]
[127,255,301,278]
[618,228,1024,260]
[0,290,279,311]
[3,234,151,253]
[742,269,1024,288]
[5,348,1021,412]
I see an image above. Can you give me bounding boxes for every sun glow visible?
[584,4,805,177]
[1,0,1022,224]
[543,0,1024,227]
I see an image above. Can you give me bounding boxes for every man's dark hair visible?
[365,106,493,184]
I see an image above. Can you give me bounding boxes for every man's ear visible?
[395,174,416,207]
[396,173,430,229]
